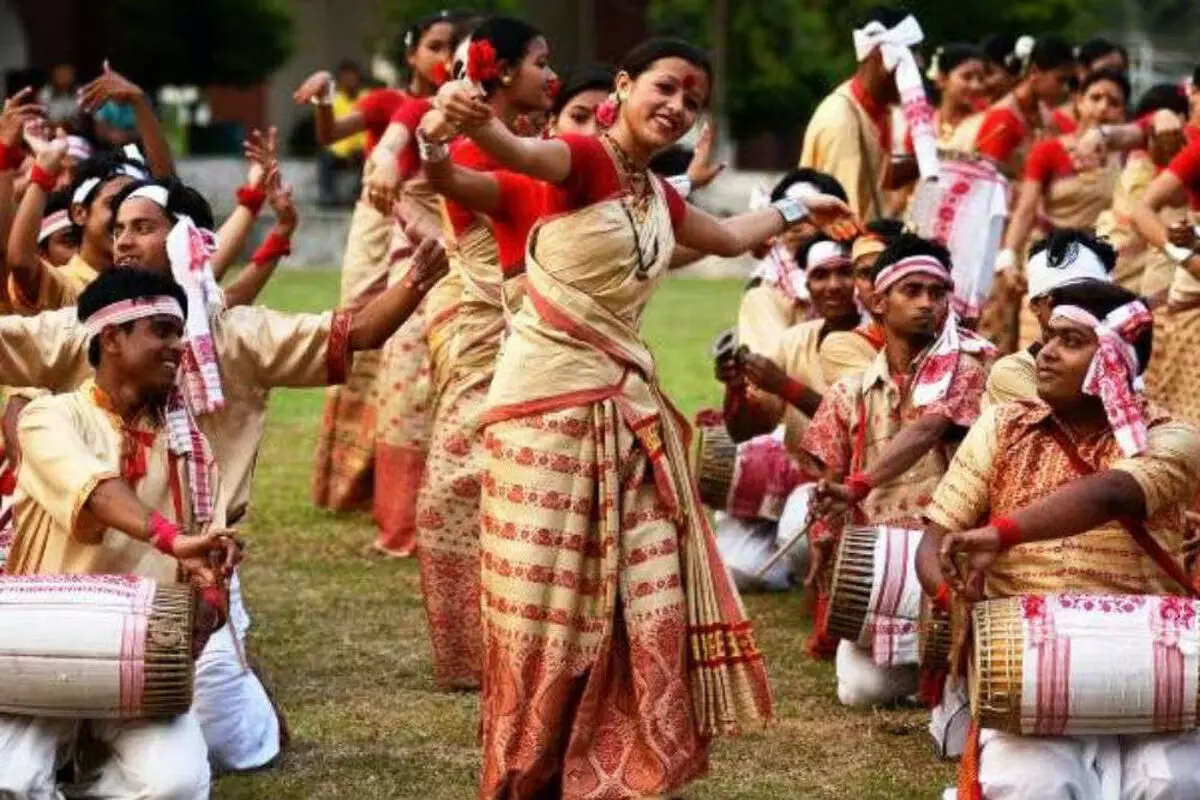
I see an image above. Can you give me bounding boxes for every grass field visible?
[215,272,954,799]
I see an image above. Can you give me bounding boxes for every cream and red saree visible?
[372,179,442,556]
[477,181,772,798]
[413,214,502,690]
[312,201,393,510]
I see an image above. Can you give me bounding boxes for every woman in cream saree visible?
[437,37,856,799]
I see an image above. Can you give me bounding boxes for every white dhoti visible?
[929,675,970,759]
[835,639,918,708]
[942,729,1200,800]
[714,483,813,594]
[193,573,281,772]
[0,712,210,799]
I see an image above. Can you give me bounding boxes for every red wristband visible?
[993,516,1022,551]
[28,163,56,193]
[846,471,874,502]
[251,229,291,267]
[778,376,808,409]
[933,582,951,614]
[0,141,23,172]
[148,511,181,556]
[235,185,267,216]
[200,584,229,622]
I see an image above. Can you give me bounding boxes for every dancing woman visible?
[301,10,458,513]
[436,37,852,798]
[413,16,558,691]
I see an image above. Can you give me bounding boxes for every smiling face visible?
[1035,316,1097,406]
[939,58,986,113]
[72,175,135,264]
[805,257,857,323]
[552,88,611,136]
[500,36,556,114]
[101,314,186,398]
[1031,64,1075,107]
[616,57,708,152]
[112,198,172,272]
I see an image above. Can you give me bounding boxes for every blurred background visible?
[2,0,1196,260]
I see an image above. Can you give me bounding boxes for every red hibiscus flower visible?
[467,40,499,84]
[595,96,619,129]
[430,61,450,87]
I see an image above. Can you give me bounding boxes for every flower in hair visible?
[466,40,499,84]
[547,76,561,101]
[431,61,450,87]
[595,94,619,129]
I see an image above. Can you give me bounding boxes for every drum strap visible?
[1044,424,1198,597]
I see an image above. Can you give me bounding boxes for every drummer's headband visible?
[1049,300,1153,456]
[38,210,71,244]
[71,163,148,206]
[83,296,185,339]
[874,255,952,293]
[1026,242,1110,300]
[805,239,851,272]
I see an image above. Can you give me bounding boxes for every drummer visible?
[802,233,993,704]
[0,268,238,798]
[925,279,1200,797]
[984,229,1115,407]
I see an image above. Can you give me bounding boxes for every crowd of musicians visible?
[0,3,1198,798]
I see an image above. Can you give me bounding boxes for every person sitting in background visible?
[319,60,368,207]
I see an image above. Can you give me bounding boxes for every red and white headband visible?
[805,239,851,271]
[873,254,953,293]
[38,210,71,244]
[1050,300,1153,456]
[82,296,185,339]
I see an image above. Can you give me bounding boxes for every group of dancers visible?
[0,2,1199,798]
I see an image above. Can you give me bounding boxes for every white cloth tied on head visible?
[1026,242,1111,300]
[82,295,185,339]
[873,254,953,294]
[748,182,810,302]
[1051,301,1153,456]
[805,239,850,271]
[38,210,71,244]
[853,15,939,181]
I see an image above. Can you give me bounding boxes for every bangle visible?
[993,516,1022,551]
[771,196,808,225]
[251,229,291,267]
[995,249,1016,273]
[1165,243,1194,265]
[416,131,450,163]
[311,81,334,107]
[148,511,181,556]
[932,582,951,614]
[846,471,873,502]
[0,141,23,172]
[778,375,808,409]
[28,163,56,193]
[235,185,267,216]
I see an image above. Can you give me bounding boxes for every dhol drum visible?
[693,418,804,522]
[0,574,195,719]
[828,525,925,666]
[972,593,1200,736]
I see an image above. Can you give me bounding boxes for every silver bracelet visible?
[771,196,808,225]
[416,131,450,163]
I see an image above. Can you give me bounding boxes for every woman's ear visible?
[614,71,633,103]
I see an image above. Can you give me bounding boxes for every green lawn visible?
[215,272,954,799]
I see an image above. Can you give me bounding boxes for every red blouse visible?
[550,134,687,228]
[445,139,502,237]
[387,96,432,180]
[356,88,407,154]
[1023,138,1075,184]
[491,170,554,277]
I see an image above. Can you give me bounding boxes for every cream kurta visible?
[9,383,217,582]
[8,253,98,315]
[982,348,1038,408]
[818,325,882,385]
[749,318,828,454]
[0,306,349,525]
[800,82,887,222]
[737,283,804,359]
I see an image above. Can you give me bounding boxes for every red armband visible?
[28,163,56,193]
[148,511,181,556]
[993,515,1022,551]
[932,582,951,614]
[235,185,267,216]
[846,471,874,502]
[0,141,24,172]
[251,229,291,267]
[778,376,809,409]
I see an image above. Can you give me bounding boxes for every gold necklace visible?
[601,134,658,279]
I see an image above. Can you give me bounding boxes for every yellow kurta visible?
[748,318,827,455]
[9,382,222,582]
[0,306,349,526]
[736,284,804,359]
[982,348,1038,408]
[800,82,888,222]
[818,326,882,385]
[926,401,1200,597]
[1146,266,1200,428]
[8,253,98,315]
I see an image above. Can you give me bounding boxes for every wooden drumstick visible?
[754,513,816,580]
